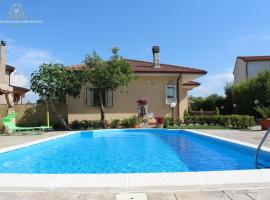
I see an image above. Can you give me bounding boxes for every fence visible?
[0,103,68,127]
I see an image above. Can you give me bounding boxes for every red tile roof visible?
[183,81,200,86]
[11,85,30,94]
[66,59,207,75]
[238,56,270,61]
[6,64,15,73]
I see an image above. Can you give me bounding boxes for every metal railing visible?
[255,128,270,168]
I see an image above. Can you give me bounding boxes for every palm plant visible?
[255,106,270,119]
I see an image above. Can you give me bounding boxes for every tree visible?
[83,48,134,128]
[31,63,85,129]
[189,94,225,112]
[225,71,270,116]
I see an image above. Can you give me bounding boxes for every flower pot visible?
[156,124,164,128]
[260,118,270,130]
[132,124,139,128]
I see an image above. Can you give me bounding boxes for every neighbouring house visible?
[66,46,207,122]
[234,56,270,84]
[0,41,29,106]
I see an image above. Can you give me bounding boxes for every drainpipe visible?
[176,74,181,118]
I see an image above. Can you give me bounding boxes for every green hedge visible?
[70,119,107,130]
[70,116,141,130]
[184,115,255,129]
[163,117,180,128]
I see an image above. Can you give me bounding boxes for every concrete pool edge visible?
[0,129,270,191]
[0,170,270,191]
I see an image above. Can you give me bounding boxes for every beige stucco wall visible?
[0,71,11,104]
[234,59,270,84]
[247,60,270,78]
[0,95,6,105]
[67,75,189,122]
[234,58,247,84]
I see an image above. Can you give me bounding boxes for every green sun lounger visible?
[2,113,52,134]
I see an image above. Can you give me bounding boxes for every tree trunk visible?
[98,90,106,128]
[50,102,70,130]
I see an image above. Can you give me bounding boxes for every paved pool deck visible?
[0,131,69,149]
[0,188,270,199]
[190,129,269,147]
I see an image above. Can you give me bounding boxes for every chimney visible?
[152,45,160,68]
[0,41,6,82]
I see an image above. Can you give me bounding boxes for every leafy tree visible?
[31,63,85,129]
[226,71,270,116]
[189,94,225,113]
[83,48,134,128]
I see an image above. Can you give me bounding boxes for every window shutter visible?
[86,88,93,107]
[105,90,113,107]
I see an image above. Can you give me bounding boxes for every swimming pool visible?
[0,129,269,174]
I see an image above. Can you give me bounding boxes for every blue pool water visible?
[0,129,269,174]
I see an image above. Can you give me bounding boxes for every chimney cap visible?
[1,41,6,46]
[152,46,160,53]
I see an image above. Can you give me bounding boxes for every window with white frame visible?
[165,85,176,104]
[86,88,113,107]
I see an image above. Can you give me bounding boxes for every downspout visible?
[176,74,181,118]
[245,61,249,80]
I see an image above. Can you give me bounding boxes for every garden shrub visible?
[164,117,180,128]
[70,119,103,129]
[183,115,255,129]
[70,120,80,129]
[111,119,121,128]
[121,118,132,128]
[121,116,141,128]
[91,120,102,129]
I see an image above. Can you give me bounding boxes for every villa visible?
[234,55,270,84]
[66,46,207,122]
[0,41,29,105]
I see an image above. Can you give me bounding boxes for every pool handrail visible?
[255,128,270,168]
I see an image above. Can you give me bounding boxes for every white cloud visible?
[23,91,38,103]
[189,68,234,97]
[0,36,61,102]
[10,71,28,87]
[7,45,61,70]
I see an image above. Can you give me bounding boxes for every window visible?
[165,85,176,104]
[86,88,113,107]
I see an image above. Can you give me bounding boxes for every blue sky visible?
[1,0,270,102]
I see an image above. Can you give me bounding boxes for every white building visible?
[233,56,270,84]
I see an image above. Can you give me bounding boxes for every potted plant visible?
[255,106,270,130]
[130,115,140,128]
[155,116,164,128]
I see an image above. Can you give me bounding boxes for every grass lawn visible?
[167,125,235,129]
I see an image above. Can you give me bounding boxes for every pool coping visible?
[0,128,270,191]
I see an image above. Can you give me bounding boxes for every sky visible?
[1,0,270,102]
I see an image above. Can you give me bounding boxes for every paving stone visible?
[22,192,79,200]
[174,191,230,200]
[116,193,147,200]
[147,192,176,200]
[0,192,24,200]
[246,191,270,200]
[224,193,252,200]
[77,192,115,200]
